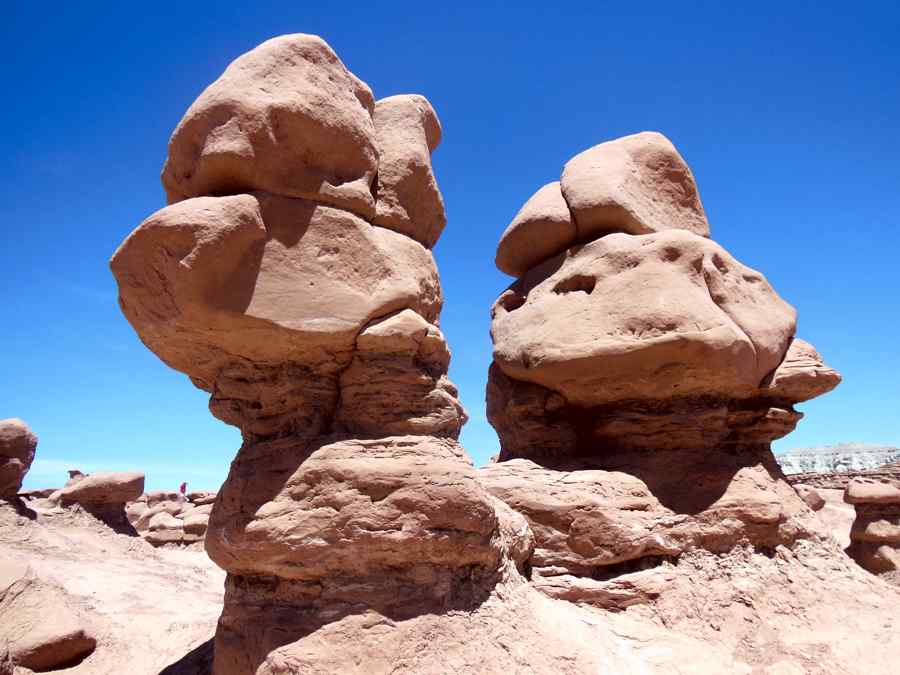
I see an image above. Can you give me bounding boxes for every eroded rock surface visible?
[845,478,900,574]
[0,419,36,502]
[127,490,216,545]
[111,34,520,675]
[485,131,841,608]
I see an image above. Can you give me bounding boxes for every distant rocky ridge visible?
[778,443,900,475]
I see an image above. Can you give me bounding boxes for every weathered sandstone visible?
[560,131,709,242]
[0,558,96,671]
[372,95,446,247]
[162,34,378,217]
[0,419,36,501]
[845,478,900,574]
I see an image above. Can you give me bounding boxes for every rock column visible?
[845,478,900,573]
[482,132,842,606]
[111,34,526,674]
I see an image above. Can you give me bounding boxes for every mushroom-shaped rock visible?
[491,229,796,407]
[763,338,842,402]
[373,95,446,247]
[161,34,378,217]
[845,479,900,574]
[0,419,36,500]
[844,480,900,505]
[111,193,442,438]
[0,559,96,671]
[560,131,709,241]
[57,471,144,506]
[496,182,576,277]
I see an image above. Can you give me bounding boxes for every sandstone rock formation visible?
[845,478,900,574]
[53,471,145,532]
[110,34,512,675]
[0,557,96,671]
[127,490,215,545]
[484,131,841,606]
[0,419,36,502]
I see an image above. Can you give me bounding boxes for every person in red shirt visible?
[179,481,187,495]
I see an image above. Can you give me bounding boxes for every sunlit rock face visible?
[484,131,841,604]
[111,34,529,675]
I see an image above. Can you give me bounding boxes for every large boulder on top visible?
[0,558,96,671]
[161,34,378,217]
[0,419,36,500]
[372,95,446,248]
[495,182,576,277]
[560,131,709,241]
[491,229,796,407]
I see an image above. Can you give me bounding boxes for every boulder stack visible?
[126,490,216,545]
[844,478,900,573]
[0,419,36,503]
[483,132,842,606]
[111,34,525,674]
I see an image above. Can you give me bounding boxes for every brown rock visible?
[161,34,378,217]
[0,419,36,500]
[111,192,442,439]
[495,182,576,277]
[58,471,145,506]
[491,229,796,407]
[560,131,709,241]
[844,480,900,505]
[373,95,446,247]
[794,484,826,511]
[0,558,96,671]
[206,435,504,581]
[763,338,842,402]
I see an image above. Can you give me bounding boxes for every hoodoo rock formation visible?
[0,419,36,504]
[484,131,842,605]
[845,478,900,574]
[111,34,519,675]
[126,490,216,545]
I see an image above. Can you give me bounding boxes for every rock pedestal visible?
[844,479,900,573]
[484,132,841,606]
[0,419,36,503]
[111,34,525,674]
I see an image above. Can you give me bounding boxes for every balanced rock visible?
[57,471,144,507]
[0,558,96,671]
[372,95,446,247]
[560,131,709,242]
[495,182,575,277]
[162,34,378,217]
[845,478,900,574]
[0,419,36,501]
[485,131,839,604]
[112,34,523,675]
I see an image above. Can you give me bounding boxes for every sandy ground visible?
[0,505,223,674]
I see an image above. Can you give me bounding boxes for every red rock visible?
[373,95,446,247]
[57,471,144,506]
[560,131,709,241]
[0,419,36,500]
[162,34,378,217]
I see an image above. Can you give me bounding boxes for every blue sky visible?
[4,2,898,492]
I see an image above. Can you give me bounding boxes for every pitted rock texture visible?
[845,478,900,574]
[112,34,517,675]
[0,419,36,500]
[162,34,378,216]
[485,131,840,607]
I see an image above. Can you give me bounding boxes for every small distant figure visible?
[179,481,187,495]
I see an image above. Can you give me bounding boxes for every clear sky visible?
[5,2,899,492]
